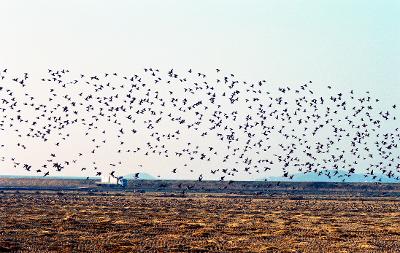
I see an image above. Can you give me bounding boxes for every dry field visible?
[0,191,399,252]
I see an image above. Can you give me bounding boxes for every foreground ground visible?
[0,191,399,253]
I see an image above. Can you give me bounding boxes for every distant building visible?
[97,173,127,187]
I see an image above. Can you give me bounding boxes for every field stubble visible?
[0,191,399,252]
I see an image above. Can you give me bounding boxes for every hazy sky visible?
[0,0,399,179]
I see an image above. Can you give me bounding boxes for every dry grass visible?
[0,191,399,252]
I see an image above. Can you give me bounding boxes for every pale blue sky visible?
[0,0,399,179]
[2,0,399,91]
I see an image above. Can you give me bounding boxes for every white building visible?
[98,173,127,187]
[101,174,119,184]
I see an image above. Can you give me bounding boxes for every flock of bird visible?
[0,67,399,183]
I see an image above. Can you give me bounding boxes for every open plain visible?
[0,181,400,252]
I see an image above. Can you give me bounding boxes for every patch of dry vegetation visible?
[0,191,399,252]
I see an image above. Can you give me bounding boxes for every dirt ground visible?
[0,191,399,253]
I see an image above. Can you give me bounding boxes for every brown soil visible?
[0,191,399,252]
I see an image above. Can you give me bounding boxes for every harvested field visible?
[0,191,399,252]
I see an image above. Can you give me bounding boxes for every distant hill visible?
[124,172,157,180]
[262,170,398,183]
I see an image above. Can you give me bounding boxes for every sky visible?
[0,0,399,180]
